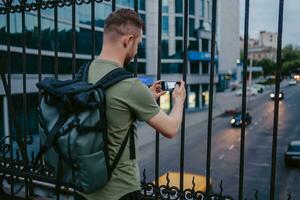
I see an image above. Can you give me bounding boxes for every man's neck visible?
[98,48,124,67]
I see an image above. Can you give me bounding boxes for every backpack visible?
[35,63,135,194]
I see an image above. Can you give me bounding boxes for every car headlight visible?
[270,93,275,98]
[230,119,236,124]
[279,93,282,98]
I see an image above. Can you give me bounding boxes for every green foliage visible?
[255,58,276,77]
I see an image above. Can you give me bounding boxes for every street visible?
[138,84,300,200]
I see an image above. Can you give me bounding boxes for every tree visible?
[255,58,276,77]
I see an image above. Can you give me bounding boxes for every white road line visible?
[218,154,225,160]
[254,122,258,126]
[248,162,271,167]
[229,145,235,150]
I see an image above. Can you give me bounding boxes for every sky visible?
[239,0,300,46]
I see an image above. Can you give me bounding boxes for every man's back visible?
[81,59,160,200]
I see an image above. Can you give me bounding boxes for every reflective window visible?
[189,0,195,15]
[162,63,183,73]
[175,17,183,37]
[190,62,199,74]
[189,18,195,37]
[202,39,209,52]
[200,0,205,17]
[202,61,209,74]
[126,62,146,74]
[162,0,169,13]
[118,0,134,8]
[175,0,183,13]
[189,40,199,51]
[162,16,169,35]
[139,0,146,10]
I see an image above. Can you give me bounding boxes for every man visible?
[78,9,186,200]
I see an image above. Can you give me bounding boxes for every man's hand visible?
[149,80,167,101]
[172,80,186,105]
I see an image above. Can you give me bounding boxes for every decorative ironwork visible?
[141,170,234,200]
[0,0,110,14]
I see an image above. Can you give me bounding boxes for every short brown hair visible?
[104,9,144,37]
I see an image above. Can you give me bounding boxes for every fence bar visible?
[37,0,42,101]
[155,0,162,190]
[180,0,188,193]
[205,0,217,195]
[133,0,138,77]
[54,2,58,78]
[91,0,95,59]
[72,0,76,79]
[21,1,30,197]
[112,0,115,12]
[239,0,250,199]
[270,0,284,199]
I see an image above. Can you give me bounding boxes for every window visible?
[189,41,199,51]
[176,40,183,57]
[190,84,200,108]
[175,17,183,36]
[202,61,209,74]
[162,40,169,58]
[175,0,183,13]
[126,62,146,74]
[162,16,169,35]
[162,63,183,73]
[202,39,209,52]
[140,14,146,34]
[139,0,146,10]
[189,18,195,37]
[200,0,205,17]
[189,0,195,15]
[138,39,146,59]
[190,62,199,74]
[162,0,169,13]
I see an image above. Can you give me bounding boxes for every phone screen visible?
[161,81,178,92]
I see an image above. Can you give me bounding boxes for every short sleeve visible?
[126,79,160,121]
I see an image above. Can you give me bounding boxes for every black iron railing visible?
[0,0,291,199]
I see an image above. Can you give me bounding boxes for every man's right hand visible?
[172,80,186,105]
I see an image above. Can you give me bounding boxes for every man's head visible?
[103,9,144,67]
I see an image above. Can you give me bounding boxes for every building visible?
[216,0,240,91]
[0,0,221,136]
[240,31,278,62]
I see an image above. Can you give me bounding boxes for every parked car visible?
[252,84,265,93]
[230,112,252,127]
[288,79,297,86]
[235,88,258,96]
[285,141,300,166]
[270,92,284,100]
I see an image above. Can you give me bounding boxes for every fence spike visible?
[166,172,170,187]
[255,190,258,200]
[219,180,223,195]
[287,193,291,200]
[192,176,195,191]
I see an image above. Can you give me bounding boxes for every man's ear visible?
[122,35,134,49]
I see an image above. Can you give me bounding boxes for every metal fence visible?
[0,0,289,199]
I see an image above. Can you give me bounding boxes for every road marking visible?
[248,162,271,167]
[229,145,235,150]
[218,154,225,160]
[254,122,258,126]
[258,117,262,121]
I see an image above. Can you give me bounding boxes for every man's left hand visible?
[149,80,167,101]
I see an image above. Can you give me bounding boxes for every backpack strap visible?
[94,68,133,89]
[109,125,135,176]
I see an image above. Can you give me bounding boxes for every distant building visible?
[240,31,278,62]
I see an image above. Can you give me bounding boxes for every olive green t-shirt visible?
[81,59,160,200]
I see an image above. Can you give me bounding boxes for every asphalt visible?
[138,82,300,200]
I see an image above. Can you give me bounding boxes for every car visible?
[285,141,300,166]
[288,79,297,86]
[270,92,284,100]
[230,112,252,127]
[235,88,258,96]
[252,84,265,93]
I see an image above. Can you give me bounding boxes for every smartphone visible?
[161,81,181,92]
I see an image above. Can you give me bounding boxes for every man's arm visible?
[147,81,186,139]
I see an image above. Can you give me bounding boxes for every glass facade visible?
[175,0,183,14]
[175,17,183,37]
[162,16,169,35]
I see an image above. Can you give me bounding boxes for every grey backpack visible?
[35,63,135,194]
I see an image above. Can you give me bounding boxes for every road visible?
[138,84,300,200]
